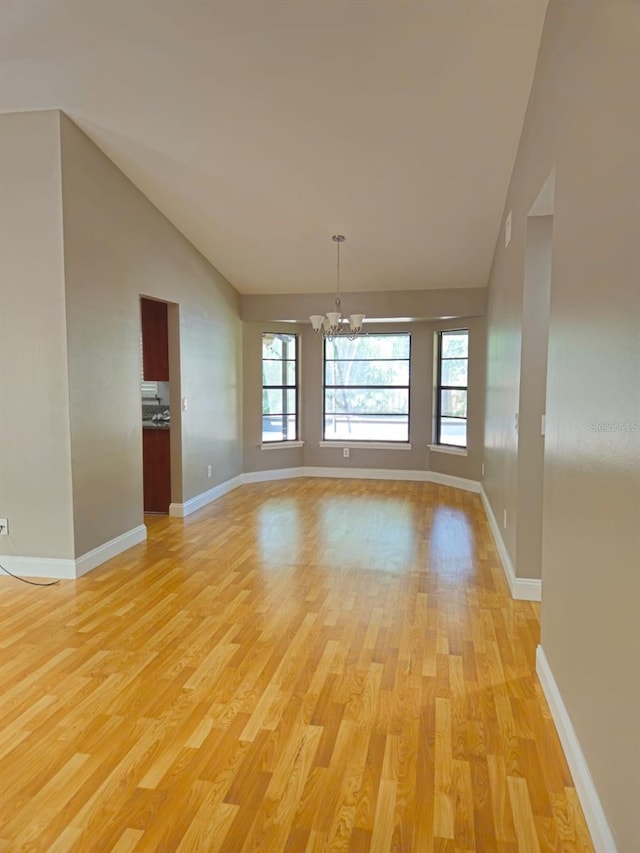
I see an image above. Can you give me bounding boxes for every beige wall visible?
[241,287,486,324]
[515,214,552,581]
[243,316,485,481]
[484,1,640,848]
[59,115,242,555]
[0,110,242,564]
[0,111,75,560]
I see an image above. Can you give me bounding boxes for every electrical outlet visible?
[207,465,212,478]
[503,509,507,529]
[343,448,350,458]
[0,518,8,535]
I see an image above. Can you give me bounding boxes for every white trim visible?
[243,467,306,484]
[480,486,542,601]
[0,554,76,580]
[169,475,244,518]
[0,524,148,580]
[74,525,147,578]
[260,441,305,450]
[536,646,617,853]
[298,467,479,493]
[428,444,468,457]
[306,466,427,481]
[319,441,412,451]
[169,466,482,519]
[427,471,480,493]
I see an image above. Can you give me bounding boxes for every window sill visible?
[258,441,304,450]
[260,440,305,450]
[319,441,412,451]
[428,444,468,457]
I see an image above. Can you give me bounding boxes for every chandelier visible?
[309,235,365,341]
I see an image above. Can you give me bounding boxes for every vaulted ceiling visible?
[0,0,548,294]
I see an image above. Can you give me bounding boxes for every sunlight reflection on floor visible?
[257,492,420,572]
[428,505,475,579]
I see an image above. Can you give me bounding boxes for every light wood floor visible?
[0,479,593,852]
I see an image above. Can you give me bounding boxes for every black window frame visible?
[261,332,299,443]
[435,328,469,448]
[323,332,411,444]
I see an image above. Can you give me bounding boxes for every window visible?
[436,329,468,447]
[324,334,410,442]
[262,333,298,442]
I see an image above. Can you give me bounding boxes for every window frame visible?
[322,332,411,444]
[435,328,469,449]
[261,332,299,443]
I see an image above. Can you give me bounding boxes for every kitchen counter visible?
[142,421,170,430]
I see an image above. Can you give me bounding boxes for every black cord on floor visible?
[0,562,60,587]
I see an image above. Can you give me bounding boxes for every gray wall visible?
[484,1,640,848]
[515,214,552,581]
[60,114,243,555]
[0,111,243,563]
[0,111,75,560]
[243,316,485,481]
[241,287,486,324]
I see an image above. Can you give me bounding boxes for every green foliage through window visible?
[262,333,298,442]
[324,334,410,442]
[436,330,468,447]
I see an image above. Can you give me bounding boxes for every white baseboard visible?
[0,524,147,581]
[169,475,245,517]
[170,466,481,519]
[0,554,77,580]
[242,467,306,485]
[536,646,617,853]
[74,524,147,578]
[304,466,481,493]
[480,486,542,601]
[304,465,425,481]
[427,470,481,493]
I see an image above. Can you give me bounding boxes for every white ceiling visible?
[0,0,548,295]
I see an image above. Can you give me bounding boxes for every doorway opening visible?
[516,171,554,580]
[140,297,181,514]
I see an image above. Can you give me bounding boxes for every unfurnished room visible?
[0,1,638,851]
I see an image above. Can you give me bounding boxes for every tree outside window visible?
[262,333,298,442]
[324,334,410,442]
[436,330,468,447]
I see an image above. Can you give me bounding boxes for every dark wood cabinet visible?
[141,298,169,381]
[142,428,171,513]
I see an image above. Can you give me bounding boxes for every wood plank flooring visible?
[0,479,593,851]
